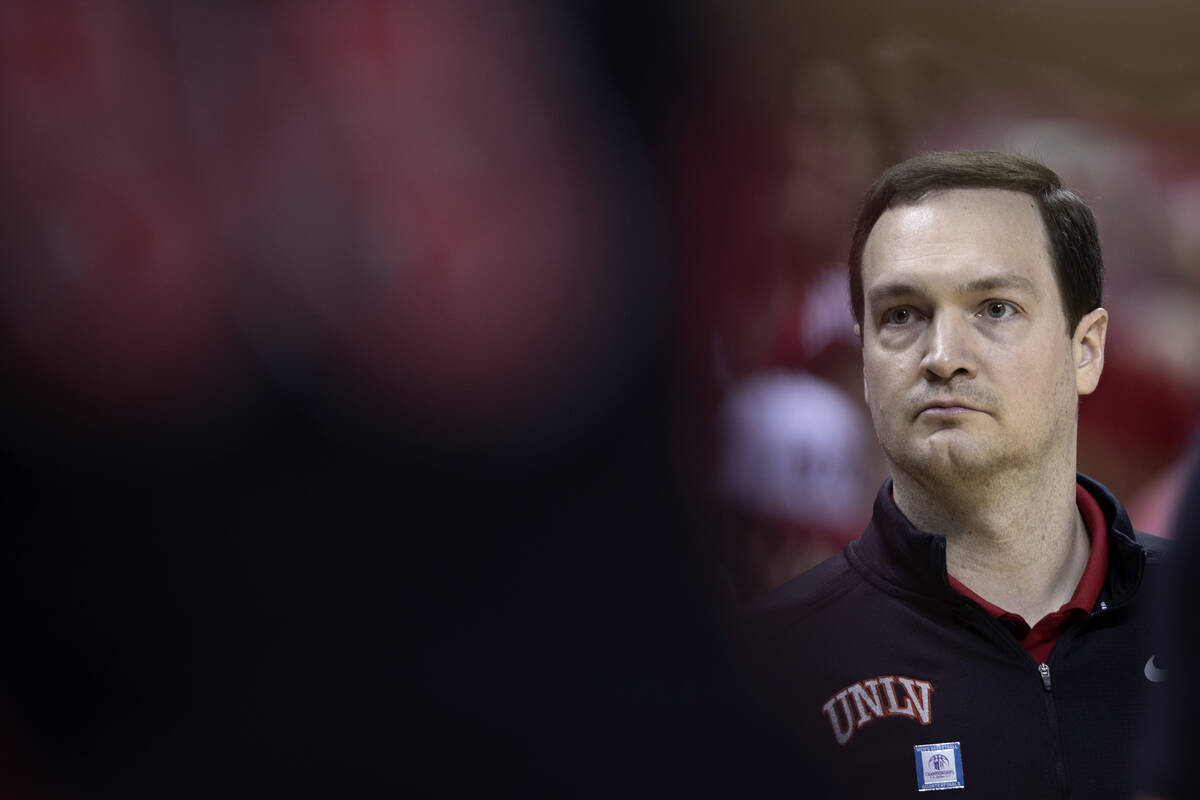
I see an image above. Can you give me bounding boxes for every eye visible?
[884,307,914,325]
[981,301,1016,320]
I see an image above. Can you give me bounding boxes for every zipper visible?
[1036,661,1069,796]
[961,607,1069,794]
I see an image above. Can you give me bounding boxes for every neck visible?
[891,460,1090,625]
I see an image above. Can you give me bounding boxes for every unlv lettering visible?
[821,675,933,745]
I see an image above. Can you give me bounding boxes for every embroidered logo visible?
[915,741,964,791]
[1144,655,1168,683]
[821,675,933,745]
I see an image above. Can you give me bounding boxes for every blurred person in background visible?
[717,369,874,602]
[1126,178,1200,536]
[698,58,887,605]
[737,151,1169,798]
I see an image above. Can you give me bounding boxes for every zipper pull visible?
[1038,662,1052,692]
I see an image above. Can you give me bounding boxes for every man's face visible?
[858,188,1102,483]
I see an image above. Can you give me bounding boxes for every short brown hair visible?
[848,150,1103,335]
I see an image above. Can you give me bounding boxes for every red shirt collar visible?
[1064,482,1110,613]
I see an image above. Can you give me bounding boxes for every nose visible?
[919,312,977,382]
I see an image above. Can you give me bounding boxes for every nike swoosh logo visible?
[1144,656,1168,683]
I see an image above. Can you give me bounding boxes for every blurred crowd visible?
[1,0,1199,796]
[0,1,660,450]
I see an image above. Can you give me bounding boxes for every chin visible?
[893,438,1004,483]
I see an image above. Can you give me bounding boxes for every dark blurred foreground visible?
[0,1,800,796]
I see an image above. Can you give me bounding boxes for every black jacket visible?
[735,474,1169,799]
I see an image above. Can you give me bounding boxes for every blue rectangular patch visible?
[914,741,964,791]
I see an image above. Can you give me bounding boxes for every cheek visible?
[862,358,901,428]
[862,360,880,409]
[864,352,900,392]
[1006,348,1075,414]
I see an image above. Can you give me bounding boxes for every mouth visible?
[917,401,983,418]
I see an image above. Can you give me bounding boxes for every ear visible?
[1073,307,1108,396]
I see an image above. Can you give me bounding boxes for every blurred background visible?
[0,0,1198,796]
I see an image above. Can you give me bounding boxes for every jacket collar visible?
[1078,472,1148,608]
[844,473,1148,609]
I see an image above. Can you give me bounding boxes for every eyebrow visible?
[958,273,1037,295]
[866,272,1037,308]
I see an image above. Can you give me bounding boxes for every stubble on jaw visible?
[875,347,1080,505]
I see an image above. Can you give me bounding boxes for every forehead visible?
[861,188,1056,298]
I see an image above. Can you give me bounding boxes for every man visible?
[737,151,1168,798]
